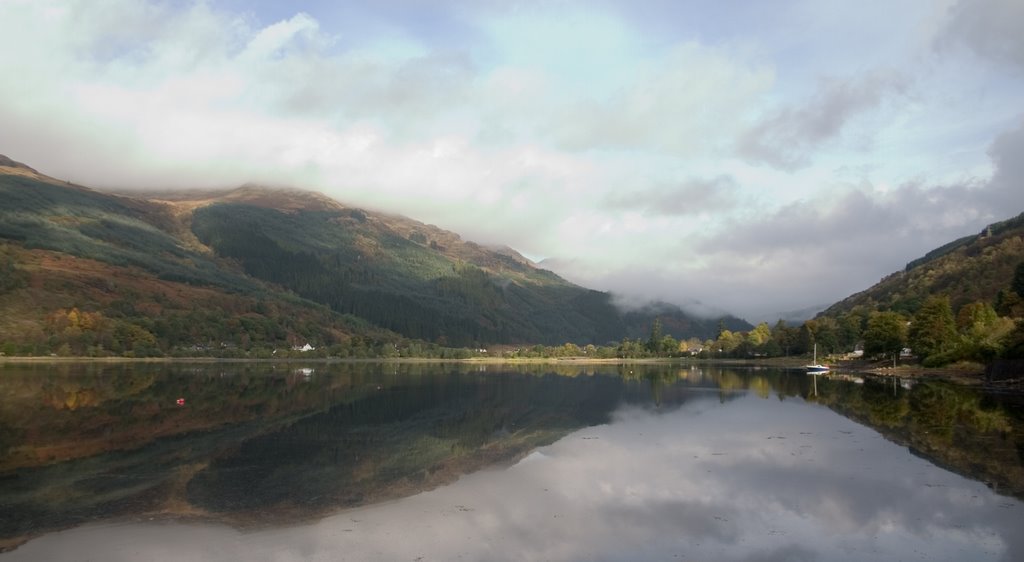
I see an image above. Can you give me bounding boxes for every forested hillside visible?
[183,192,748,346]
[822,212,1024,318]
[0,155,739,356]
[187,199,620,346]
[809,212,1024,365]
[681,212,1024,367]
[0,159,387,356]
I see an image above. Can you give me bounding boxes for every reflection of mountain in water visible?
[185,371,626,516]
[0,363,731,550]
[4,362,1020,554]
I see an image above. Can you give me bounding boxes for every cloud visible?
[737,70,910,171]
[686,120,1024,321]
[546,43,774,154]
[0,0,1020,323]
[603,175,739,217]
[0,2,483,182]
[241,12,320,61]
[985,119,1024,208]
[560,120,1024,323]
[939,0,1024,70]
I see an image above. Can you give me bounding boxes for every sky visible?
[1,0,1022,322]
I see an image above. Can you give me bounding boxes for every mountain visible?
[618,302,750,342]
[820,212,1024,319]
[769,303,831,325]
[0,155,740,355]
[0,161,382,357]
[155,186,628,346]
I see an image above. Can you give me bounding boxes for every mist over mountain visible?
[0,156,747,356]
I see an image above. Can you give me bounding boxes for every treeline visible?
[501,319,706,359]
[6,305,610,359]
[792,261,1024,366]
[511,261,1024,366]
[1,302,487,360]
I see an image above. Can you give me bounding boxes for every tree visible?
[796,323,815,355]
[956,301,998,334]
[837,308,867,349]
[1013,261,1024,299]
[716,330,742,355]
[617,338,647,358]
[771,320,798,356]
[810,317,839,354]
[762,338,782,357]
[647,318,663,353]
[655,335,676,356]
[747,322,772,346]
[958,301,1014,361]
[907,295,957,362]
[1001,320,1024,359]
[863,311,907,362]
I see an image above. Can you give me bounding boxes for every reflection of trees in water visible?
[812,376,1023,500]
[0,364,646,546]
[2,362,1021,550]
[621,365,1023,501]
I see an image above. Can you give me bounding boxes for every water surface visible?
[1,362,1021,560]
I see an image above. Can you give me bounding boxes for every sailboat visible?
[805,343,830,373]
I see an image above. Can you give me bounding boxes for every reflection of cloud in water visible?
[5,394,1020,562]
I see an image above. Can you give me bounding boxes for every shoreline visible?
[0,355,812,367]
[0,354,988,380]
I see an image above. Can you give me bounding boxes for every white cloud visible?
[737,70,911,171]
[547,43,774,154]
[241,12,320,61]
[0,0,1021,322]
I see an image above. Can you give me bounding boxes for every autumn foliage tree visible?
[863,311,907,363]
[908,295,957,365]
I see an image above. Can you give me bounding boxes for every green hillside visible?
[187,199,621,346]
[0,164,253,290]
[659,212,1024,366]
[0,161,389,356]
[0,156,741,356]
[821,212,1024,318]
[805,212,1024,366]
[185,194,749,346]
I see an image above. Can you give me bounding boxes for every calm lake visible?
[1,362,1022,561]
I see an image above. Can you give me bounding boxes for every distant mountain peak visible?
[134,184,348,214]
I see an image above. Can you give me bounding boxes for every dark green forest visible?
[190,202,744,347]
